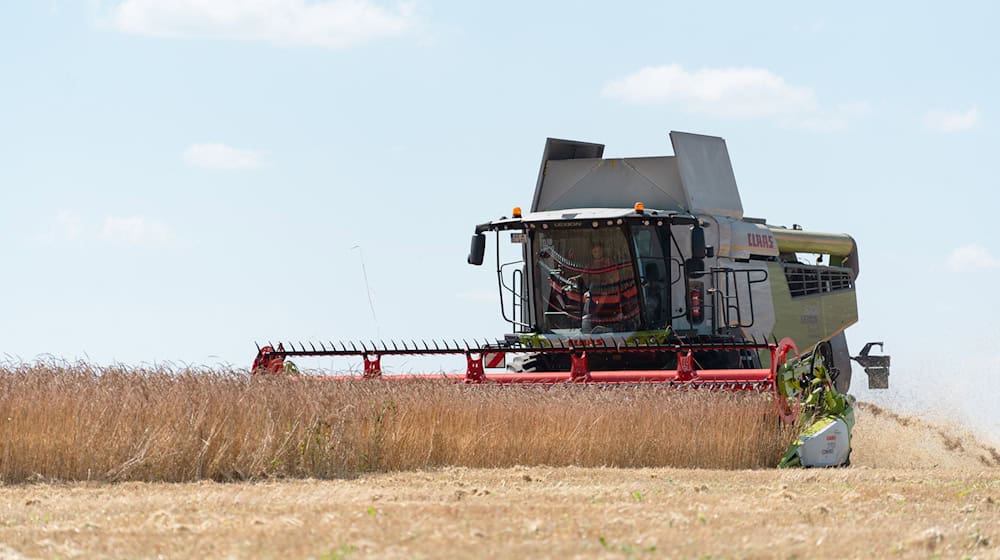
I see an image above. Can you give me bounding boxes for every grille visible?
[783,264,853,298]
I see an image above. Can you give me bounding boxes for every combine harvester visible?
[253,131,891,468]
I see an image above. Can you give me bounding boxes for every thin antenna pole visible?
[351,245,380,339]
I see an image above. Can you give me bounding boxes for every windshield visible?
[532,227,640,334]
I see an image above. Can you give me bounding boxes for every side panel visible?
[670,132,744,219]
[535,157,688,212]
[767,261,859,353]
[531,138,605,212]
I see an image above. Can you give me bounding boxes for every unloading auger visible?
[252,131,891,468]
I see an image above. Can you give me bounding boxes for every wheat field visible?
[3,362,1000,558]
[0,362,797,483]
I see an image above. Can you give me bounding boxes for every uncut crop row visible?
[0,363,797,483]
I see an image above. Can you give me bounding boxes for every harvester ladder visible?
[707,267,768,332]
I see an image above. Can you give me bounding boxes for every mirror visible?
[688,225,706,277]
[690,225,706,259]
[467,233,486,265]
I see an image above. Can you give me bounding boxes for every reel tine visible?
[310,342,316,352]
[392,340,399,351]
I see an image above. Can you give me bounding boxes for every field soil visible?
[1,403,999,559]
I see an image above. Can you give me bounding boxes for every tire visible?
[829,332,853,394]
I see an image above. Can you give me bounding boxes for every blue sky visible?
[2,1,999,430]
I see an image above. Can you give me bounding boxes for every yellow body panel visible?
[766,262,858,353]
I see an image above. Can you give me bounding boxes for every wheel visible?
[829,332,853,394]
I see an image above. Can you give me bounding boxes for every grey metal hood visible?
[530,131,744,219]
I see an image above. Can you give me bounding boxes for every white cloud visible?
[602,65,816,118]
[183,143,265,170]
[923,107,980,133]
[36,210,84,243]
[109,0,416,48]
[54,210,83,241]
[946,244,1000,272]
[38,211,176,247]
[601,64,868,131]
[100,217,175,246]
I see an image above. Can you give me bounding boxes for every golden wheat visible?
[0,362,797,482]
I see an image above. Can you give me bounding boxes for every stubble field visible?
[1,364,998,558]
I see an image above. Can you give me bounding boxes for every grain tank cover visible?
[531,131,744,219]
